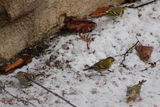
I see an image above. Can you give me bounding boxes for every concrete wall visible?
[0,0,124,62]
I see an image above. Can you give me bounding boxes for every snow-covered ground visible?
[1,0,160,107]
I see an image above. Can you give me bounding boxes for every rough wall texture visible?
[0,0,124,62]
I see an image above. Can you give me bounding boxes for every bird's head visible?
[16,71,24,77]
[107,57,115,63]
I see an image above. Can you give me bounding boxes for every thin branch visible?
[78,33,92,50]
[86,34,90,50]
[140,60,160,71]
[0,81,36,107]
[120,41,139,68]
[123,0,157,8]
[25,76,77,107]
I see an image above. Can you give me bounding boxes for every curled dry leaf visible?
[135,46,153,61]
[61,17,97,33]
[5,58,24,72]
[0,54,32,75]
[90,7,110,17]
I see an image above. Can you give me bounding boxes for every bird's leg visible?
[138,95,142,101]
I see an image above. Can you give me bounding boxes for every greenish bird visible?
[83,57,115,75]
[101,7,124,17]
[16,71,43,85]
[126,80,146,102]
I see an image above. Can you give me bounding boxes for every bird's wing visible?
[96,59,110,69]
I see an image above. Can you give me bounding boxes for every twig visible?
[123,0,156,8]
[25,76,77,107]
[0,81,36,107]
[78,33,91,50]
[120,41,139,68]
[140,60,160,71]
[135,36,142,46]
[86,34,90,50]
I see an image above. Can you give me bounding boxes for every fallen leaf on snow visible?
[135,46,153,61]
[76,37,92,42]
[0,54,32,75]
[0,97,14,104]
[61,17,96,33]
[26,97,41,104]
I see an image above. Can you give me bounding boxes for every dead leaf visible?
[90,7,110,17]
[61,17,97,33]
[135,46,153,61]
[0,54,32,75]
[0,97,14,104]
[95,82,100,85]
[26,97,41,104]
[5,58,24,72]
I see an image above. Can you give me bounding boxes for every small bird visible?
[16,71,43,85]
[83,57,115,75]
[101,7,124,17]
[126,80,146,103]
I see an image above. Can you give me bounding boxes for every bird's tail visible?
[83,66,94,71]
[83,68,88,71]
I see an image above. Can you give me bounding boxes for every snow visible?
[1,1,160,107]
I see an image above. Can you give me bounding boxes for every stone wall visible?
[0,0,124,62]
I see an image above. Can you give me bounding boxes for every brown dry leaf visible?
[11,56,16,59]
[90,7,110,17]
[22,54,32,65]
[0,54,32,75]
[61,17,97,33]
[5,58,24,72]
[27,97,41,104]
[135,46,153,61]
[103,79,107,82]
[0,97,14,104]
[95,82,100,85]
